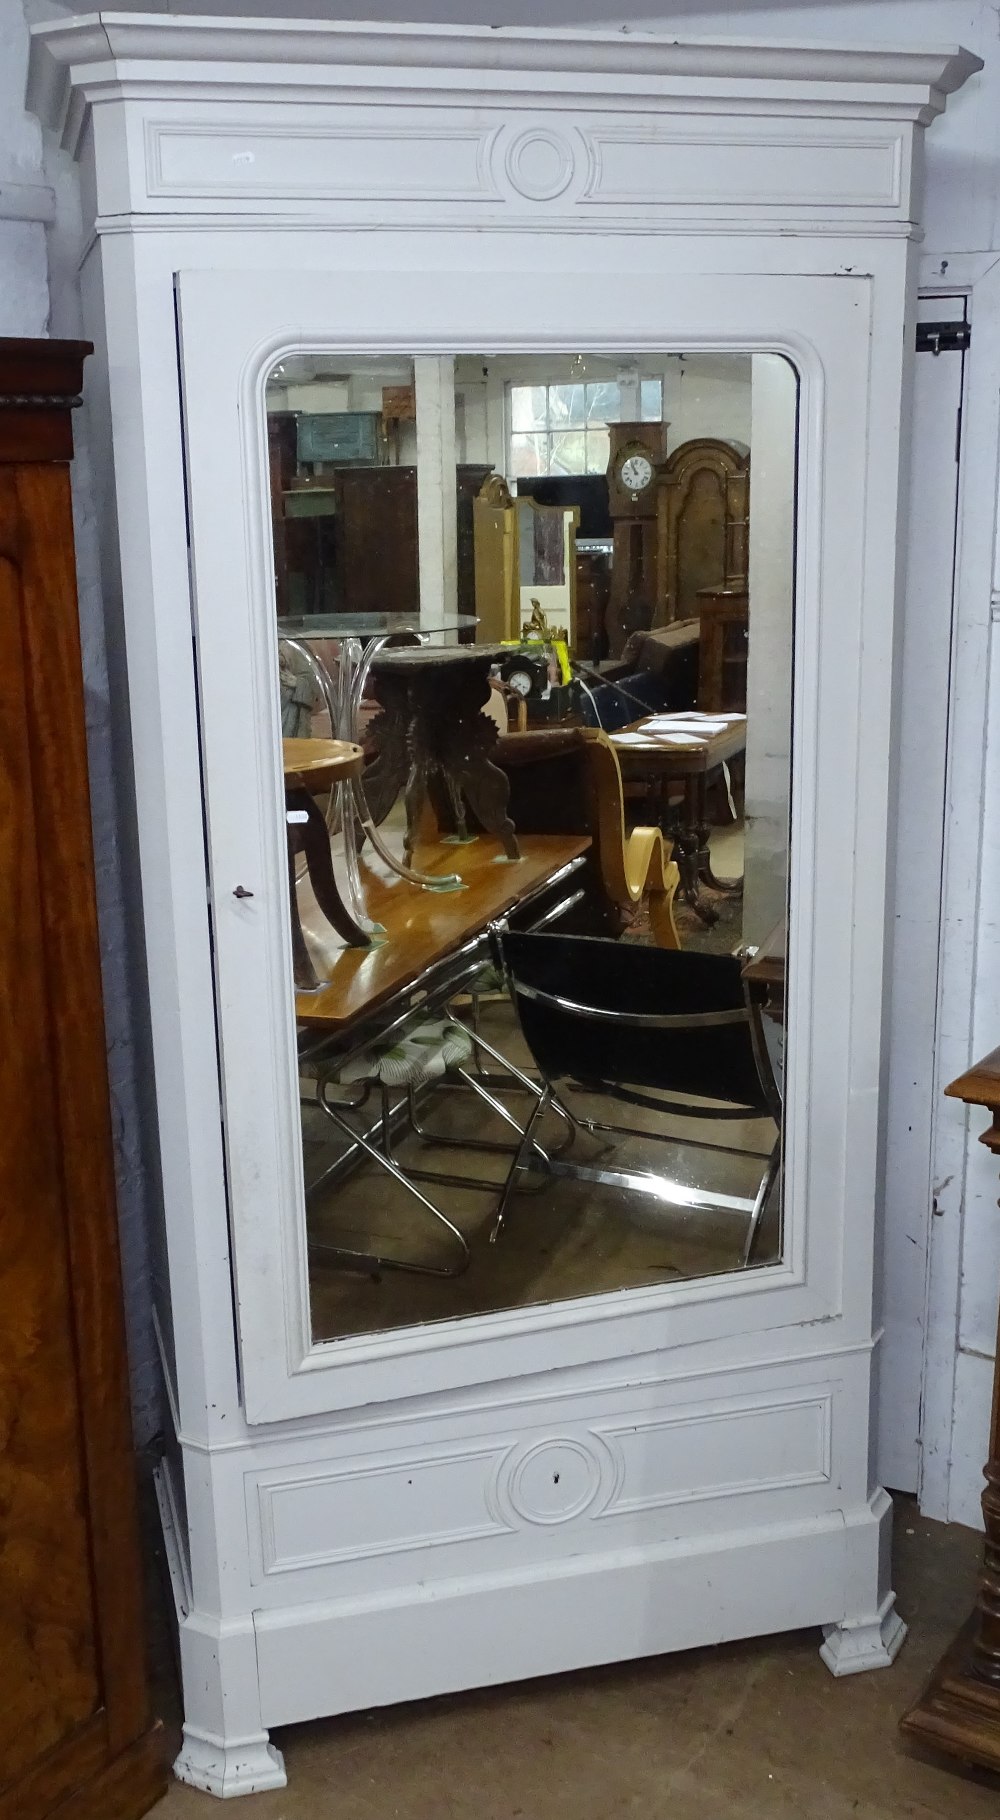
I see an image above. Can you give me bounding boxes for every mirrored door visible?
[175,264,865,1422]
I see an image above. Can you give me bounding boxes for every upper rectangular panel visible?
[138,108,904,222]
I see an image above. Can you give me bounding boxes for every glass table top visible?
[277,614,479,638]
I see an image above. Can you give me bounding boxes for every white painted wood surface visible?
[26,14,977,1796]
[878,296,966,1495]
[619,0,1000,1537]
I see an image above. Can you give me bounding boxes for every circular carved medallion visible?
[504,128,575,202]
[499,1436,607,1526]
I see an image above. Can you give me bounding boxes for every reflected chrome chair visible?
[493,931,782,1268]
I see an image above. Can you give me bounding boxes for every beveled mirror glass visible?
[263,350,796,1344]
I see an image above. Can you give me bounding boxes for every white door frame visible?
[878,289,967,1495]
[915,251,1000,1526]
[178,260,888,1426]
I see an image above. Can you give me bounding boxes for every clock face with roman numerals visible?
[618,451,655,497]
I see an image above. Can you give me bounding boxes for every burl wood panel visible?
[0,477,101,1786]
[0,335,165,1820]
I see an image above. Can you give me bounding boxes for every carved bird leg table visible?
[367,644,521,867]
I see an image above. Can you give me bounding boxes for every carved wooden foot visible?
[454,753,521,860]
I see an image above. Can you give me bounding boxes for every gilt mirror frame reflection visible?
[176,263,879,1423]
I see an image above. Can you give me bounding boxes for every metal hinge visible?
[916,320,971,355]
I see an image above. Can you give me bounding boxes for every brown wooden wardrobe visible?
[0,339,166,1820]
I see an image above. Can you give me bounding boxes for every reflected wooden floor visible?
[306,1001,780,1345]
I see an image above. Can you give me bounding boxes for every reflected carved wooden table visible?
[610,713,747,925]
[363,644,520,865]
[283,737,366,990]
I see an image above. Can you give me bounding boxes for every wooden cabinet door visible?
[334,465,419,615]
[0,344,165,1820]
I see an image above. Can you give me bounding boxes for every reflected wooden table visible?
[296,832,591,1031]
[610,713,747,925]
[283,737,366,991]
[740,917,786,1021]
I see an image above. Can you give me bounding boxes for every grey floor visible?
[152,1501,1000,1818]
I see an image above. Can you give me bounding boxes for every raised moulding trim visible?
[145,119,502,205]
[580,127,903,212]
[254,1441,516,1576]
[593,1389,833,1518]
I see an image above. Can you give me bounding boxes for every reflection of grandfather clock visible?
[606,420,668,656]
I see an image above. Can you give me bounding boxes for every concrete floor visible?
[154,1500,1000,1818]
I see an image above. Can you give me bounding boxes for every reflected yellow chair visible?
[577,727,681,950]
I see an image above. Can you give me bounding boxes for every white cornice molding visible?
[27,12,983,155]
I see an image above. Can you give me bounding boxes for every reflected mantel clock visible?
[26,14,980,1800]
[606,420,668,654]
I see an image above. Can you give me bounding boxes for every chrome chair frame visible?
[301,868,589,1277]
[493,969,782,1268]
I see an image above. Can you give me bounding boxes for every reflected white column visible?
[414,355,458,636]
[743,355,796,946]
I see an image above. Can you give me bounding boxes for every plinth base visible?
[900,1614,1000,1773]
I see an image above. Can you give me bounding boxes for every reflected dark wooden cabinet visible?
[269,446,494,620]
[0,341,165,1820]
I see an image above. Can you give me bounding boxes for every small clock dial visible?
[619,451,654,495]
[508,668,534,697]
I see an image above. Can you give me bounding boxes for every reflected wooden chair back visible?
[577,728,681,950]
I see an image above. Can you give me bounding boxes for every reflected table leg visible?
[670,778,719,927]
[286,786,373,992]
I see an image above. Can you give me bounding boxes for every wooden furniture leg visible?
[901,1048,1000,1771]
[286,770,374,991]
[287,785,374,952]
[287,844,320,992]
[670,778,718,926]
[695,768,744,896]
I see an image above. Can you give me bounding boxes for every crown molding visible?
[27,12,983,156]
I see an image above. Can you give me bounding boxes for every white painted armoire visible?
[27,15,978,1799]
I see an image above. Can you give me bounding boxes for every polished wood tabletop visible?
[741,916,786,990]
[296,831,590,1030]
[283,736,363,783]
[611,713,747,775]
